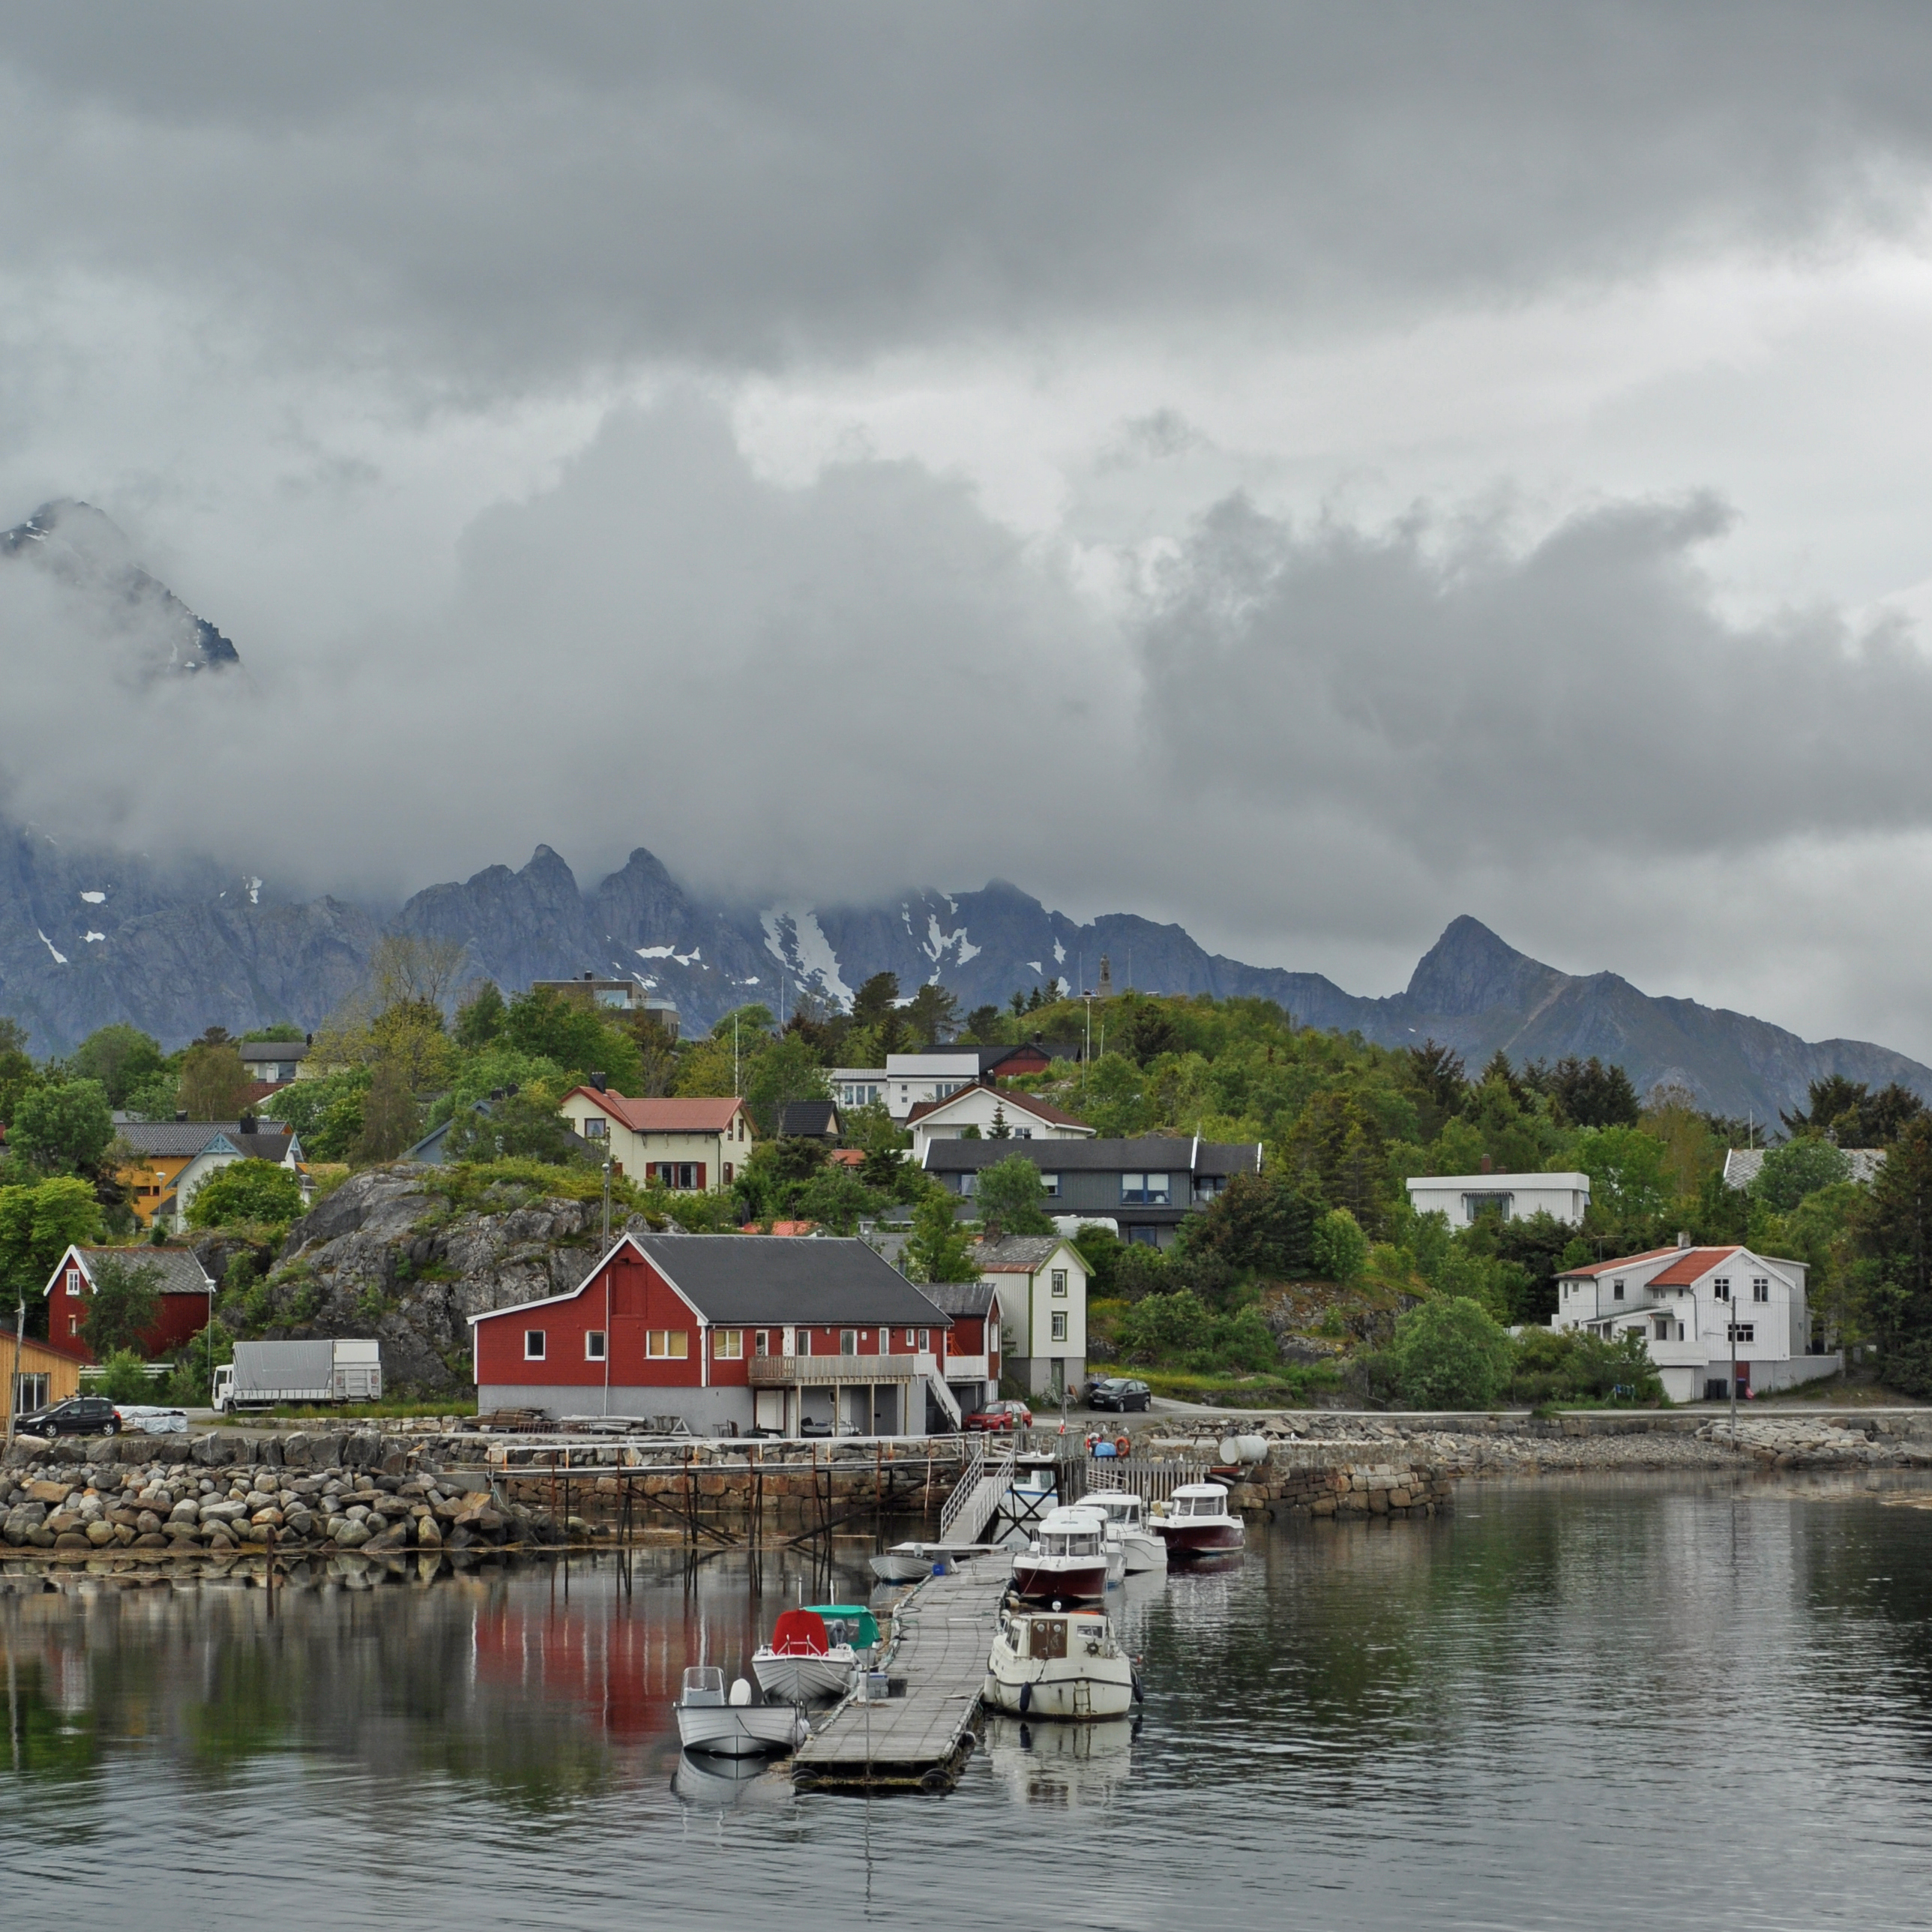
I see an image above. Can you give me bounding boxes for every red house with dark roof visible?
[45,1245,216,1364]
[469,1233,954,1435]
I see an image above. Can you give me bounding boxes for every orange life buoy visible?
[1115,1436,1131,1457]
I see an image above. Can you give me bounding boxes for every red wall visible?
[49,1265,211,1364]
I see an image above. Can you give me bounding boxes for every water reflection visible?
[5,1476,1932,1932]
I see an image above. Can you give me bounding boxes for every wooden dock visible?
[791,1554,1011,1794]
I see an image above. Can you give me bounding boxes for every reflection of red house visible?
[472,1598,665,1742]
[44,1245,215,1364]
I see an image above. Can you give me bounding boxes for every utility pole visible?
[6,1294,20,1449]
[1728,1272,1740,1445]
[734,1011,741,1098]
[602,1155,613,1247]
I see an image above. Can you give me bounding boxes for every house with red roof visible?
[558,1083,753,1194]
[1551,1236,1838,1403]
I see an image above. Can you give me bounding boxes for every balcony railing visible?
[748,1353,924,1385]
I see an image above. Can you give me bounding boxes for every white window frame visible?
[1713,1278,1731,1302]
[1039,1173,1061,1198]
[645,1329,689,1359]
[840,1328,858,1357]
[585,1331,607,1361]
[1727,1321,1756,1344]
[1051,1269,1068,1298]
[524,1330,547,1361]
[1752,1278,1770,1304]
[714,1328,744,1360]
[1050,1311,1068,1342]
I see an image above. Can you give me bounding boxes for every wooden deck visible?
[791,1554,1011,1793]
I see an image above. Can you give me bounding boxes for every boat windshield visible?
[1178,1491,1225,1518]
[681,1666,726,1706]
[805,1604,881,1649]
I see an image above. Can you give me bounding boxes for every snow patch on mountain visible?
[37,929,67,964]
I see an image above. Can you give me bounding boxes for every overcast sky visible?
[5,4,1932,1053]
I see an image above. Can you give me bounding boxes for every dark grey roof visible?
[73,1247,213,1295]
[238,1041,307,1065]
[923,1137,1262,1176]
[633,1234,952,1328]
[919,1280,998,1317]
[778,1100,843,1138]
[975,1236,1068,1270]
[117,1120,243,1158]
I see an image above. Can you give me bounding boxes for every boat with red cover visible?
[1011,1505,1115,1603]
[752,1605,879,1703]
[1150,1481,1245,1558]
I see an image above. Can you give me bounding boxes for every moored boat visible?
[1072,1490,1168,1574]
[1011,1506,1116,1602]
[869,1541,1002,1583]
[674,1667,811,1758]
[982,1605,1138,1720]
[751,1605,881,1704]
[1149,1481,1245,1559]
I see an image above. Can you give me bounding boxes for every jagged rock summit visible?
[1,499,239,675]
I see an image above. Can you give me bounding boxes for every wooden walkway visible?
[792,1554,1011,1794]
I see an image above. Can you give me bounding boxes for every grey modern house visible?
[921,1136,1263,1248]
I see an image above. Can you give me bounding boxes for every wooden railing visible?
[747,1353,922,1385]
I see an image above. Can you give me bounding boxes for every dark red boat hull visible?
[1011,1556,1110,1601]
[1155,1519,1245,1558]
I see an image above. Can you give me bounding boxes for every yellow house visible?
[557,1087,753,1192]
[114,1119,301,1229]
[3,1332,87,1418]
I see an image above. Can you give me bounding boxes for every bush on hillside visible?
[186,1158,305,1229]
[1510,1325,1663,1406]
[1749,1137,1852,1212]
[1389,1295,1514,1409]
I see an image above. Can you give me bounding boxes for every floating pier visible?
[791,1553,1011,1793]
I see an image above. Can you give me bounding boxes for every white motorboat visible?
[752,1604,881,1703]
[1072,1490,1168,1574]
[983,1605,1139,1720]
[1150,1481,1245,1559]
[869,1541,1001,1583]
[1011,1506,1121,1603]
[674,1667,811,1758]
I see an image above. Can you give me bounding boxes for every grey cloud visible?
[4,4,1932,382]
[1140,491,1932,862]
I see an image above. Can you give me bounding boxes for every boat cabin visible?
[1076,1492,1146,1532]
[1033,1507,1108,1558]
[806,1604,881,1652]
[1000,1610,1110,1660]
[1164,1483,1232,1520]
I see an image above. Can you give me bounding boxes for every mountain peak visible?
[1405,915,1562,1017]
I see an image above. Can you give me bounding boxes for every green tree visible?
[178,1041,250,1120]
[1750,1138,1852,1212]
[973,1155,1055,1239]
[443,1092,594,1166]
[1310,1206,1370,1284]
[0,1176,99,1320]
[502,987,643,1092]
[70,1024,166,1109]
[350,1059,421,1165]
[794,1166,881,1235]
[1525,1055,1642,1128]
[79,1255,163,1358]
[849,972,900,1029]
[904,982,960,1047]
[265,1065,370,1158]
[1184,1170,1319,1278]
[1851,1115,1932,1394]
[0,1016,39,1128]
[10,1078,114,1173]
[903,1189,979,1284]
[1389,1295,1514,1409]
[185,1159,304,1228]
[742,1032,831,1137]
[454,981,507,1049]
[1575,1124,1670,1221]
[98,1346,152,1403]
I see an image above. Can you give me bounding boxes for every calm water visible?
[5,1475,1932,1931]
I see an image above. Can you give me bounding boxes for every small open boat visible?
[1011,1506,1118,1603]
[674,1667,811,1758]
[752,1604,881,1703]
[1072,1490,1167,1574]
[869,1541,1002,1583]
[1150,1481,1245,1559]
[983,1605,1139,1720]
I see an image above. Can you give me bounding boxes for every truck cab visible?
[213,1363,235,1414]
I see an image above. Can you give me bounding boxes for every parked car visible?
[16,1394,120,1437]
[964,1398,1033,1432]
[1086,1377,1152,1414]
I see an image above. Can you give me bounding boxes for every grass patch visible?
[1140,1362,1345,1408]
[244,1396,479,1421]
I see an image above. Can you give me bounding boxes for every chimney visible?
[589,1071,608,1093]
[1676,1230,1691,1250]
[584,970,595,981]
[239,1112,256,1134]
[1478,1154,1493,1175]
[175,1110,188,1122]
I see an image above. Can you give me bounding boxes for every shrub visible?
[98,1347,151,1403]
[186,1158,304,1229]
[79,1255,163,1358]
[1389,1295,1514,1409]
[1115,1289,1279,1373]
[1750,1138,1852,1212]
[1511,1325,1663,1406]
[1310,1208,1370,1285]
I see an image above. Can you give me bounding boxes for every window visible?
[585,1331,607,1361]
[1713,1278,1731,1302]
[11,1373,48,1415]
[648,1162,703,1191]
[1654,1316,1673,1341]
[1014,1126,1033,1139]
[1051,1269,1068,1298]
[1120,1172,1171,1206]
[1051,1311,1068,1342]
[918,1328,930,1351]
[798,1330,813,1356]
[714,1329,743,1360]
[1613,1280,1625,1300]
[959,1173,978,1197]
[840,1329,858,1356]
[1461,1192,1514,1221]
[754,1329,770,1357]
[903,1328,918,1349]
[65,1268,82,1296]
[1727,1322,1756,1344]
[723,1163,733,1185]
[524,1330,546,1361]
[1038,1173,1061,1198]
[1753,1278,1770,1304]
[645,1330,689,1358]
[583,1116,606,1139]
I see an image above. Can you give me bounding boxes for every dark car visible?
[17,1394,120,1437]
[1087,1378,1152,1413]
[963,1398,1033,1432]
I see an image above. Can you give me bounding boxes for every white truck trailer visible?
[214,1339,382,1413]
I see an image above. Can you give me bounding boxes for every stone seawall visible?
[1222,1454,1454,1520]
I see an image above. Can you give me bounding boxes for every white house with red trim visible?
[469,1232,957,1434]
[1551,1238,1837,1403]
[906,1085,1096,1163]
[556,1086,753,1193]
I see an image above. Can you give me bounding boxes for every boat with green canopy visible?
[752,1604,882,1703]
